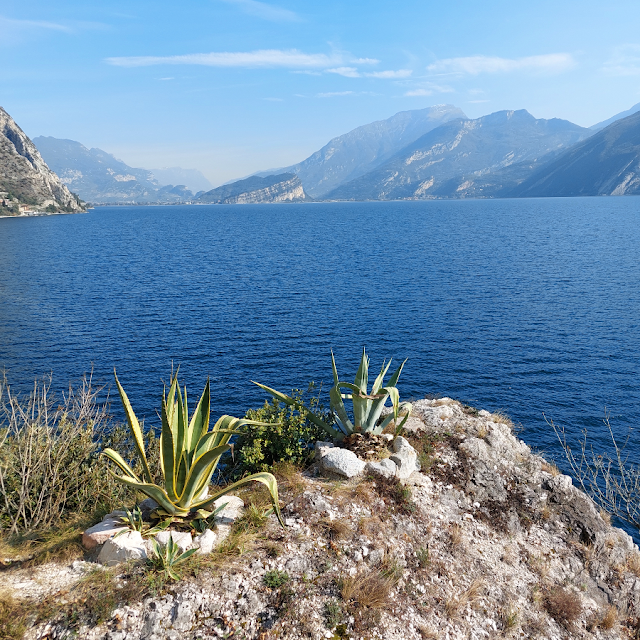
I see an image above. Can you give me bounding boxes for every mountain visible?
[255,104,467,198]
[197,173,306,204]
[0,107,84,214]
[510,110,640,197]
[590,102,640,131]
[149,167,213,194]
[33,137,194,204]
[325,110,590,201]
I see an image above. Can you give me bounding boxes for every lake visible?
[1,198,639,502]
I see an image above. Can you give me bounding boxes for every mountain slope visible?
[510,110,640,197]
[0,107,84,214]
[259,104,467,198]
[197,173,306,204]
[33,137,194,204]
[325,110,590,201]
[590,102,640,131]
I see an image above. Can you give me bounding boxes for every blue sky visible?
[2,0,640,185]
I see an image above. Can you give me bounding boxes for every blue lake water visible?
[1,198,639,512]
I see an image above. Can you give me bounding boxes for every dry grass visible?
[416,622,439,639]
[444,578,484,619]
[540,461,561,476]
[544,587,582,629]
[626,552,640,576]
[491,410,513,427]
[272,461,307,496]
[476,424,489,439]
[448,523,463,549]
[0,589,27,640]
[599,508,612,525]
[317,517,352,541]
[340,569,394,609]
[357,516,383,537]
[500,602,519,633]
[598,605,617,630]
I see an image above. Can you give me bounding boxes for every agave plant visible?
[102,372,284,526]
[254,348,412,441]
[149,536,197,581]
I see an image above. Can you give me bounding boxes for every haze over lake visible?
[1,198,638,473]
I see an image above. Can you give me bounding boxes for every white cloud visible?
[326,67,360,78]
[0,15,72,32]
[219,0,301,22]
[405,88,434,97]
[159,77,174,81]
[427,53,575,76]
[364,69,412,79]
[351,57,379,65]
[603,44,640,76]
[317,91,354,98]
[107,49,345,69]
[404,83,454,97]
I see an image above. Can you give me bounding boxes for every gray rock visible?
[315,441,335,459]
[318,447,366,478]
[365,458,397,479]
[389,436,418,479]
[213,495,245,525]
[82,518,128,550]
[192,529,217,555]
[97,530,147,566]
[154,530,193,554]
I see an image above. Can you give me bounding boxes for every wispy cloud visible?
[428,53,575,75]
[317,91,355,98]
[365,69,412,79]
[107,49,346,69]
[404,83,453,97]
[219,0,301,22]
[0,15,72,32]
[326,67,360,78]
[603,44,640,75]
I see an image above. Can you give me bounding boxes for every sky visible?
[2,0,640,186]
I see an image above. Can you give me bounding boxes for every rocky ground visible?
[4,397,640,639]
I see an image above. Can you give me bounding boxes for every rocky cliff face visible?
[197,173,307,204]
[510,110,640,197]
[325,110,590,201]
[0,107,84,214]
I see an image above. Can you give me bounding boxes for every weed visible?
[448,523,463,549]
[0,591,27,640]
[371,475,416,514]
[416,546,430,568]
[491,410,513,427]
[324,598,343,629]
[500,603,519,632]
[544,587,582,629]
[598,605,617,630]
[263,569,290,589]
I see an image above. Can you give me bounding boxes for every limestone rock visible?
[389,436,418,479]
[213,495,245,525]
[97,531,147,566]
[154,531,193,554]
[192,529,217,555]
[365,458,397,479]
[317,446,366,478]
[82,518,128,550]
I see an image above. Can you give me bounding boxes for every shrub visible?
[263,569,290,588]
[233,384,328,476]
[0,373,141,534]
[255,348,412,441]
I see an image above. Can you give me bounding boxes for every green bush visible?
[233,384,328,477]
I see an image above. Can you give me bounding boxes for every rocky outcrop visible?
[197,173,307,204]
[0,107,84,214]
[7,396,640,640]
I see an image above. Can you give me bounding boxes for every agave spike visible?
[114,371,153,483]
[102,448,141,481]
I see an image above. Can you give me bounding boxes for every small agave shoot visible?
[102,372,284,530]
[254,348,412,441]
